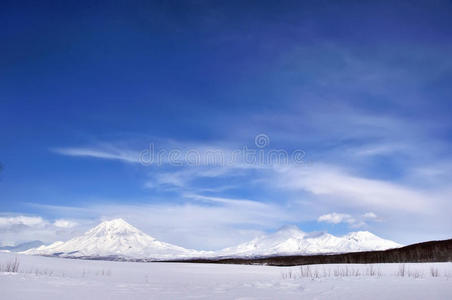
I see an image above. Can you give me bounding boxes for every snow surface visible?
[1,252,451,299]
[23,219,402,259]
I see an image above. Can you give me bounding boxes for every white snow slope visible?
[1,252,452,300]
[24,219,402,259]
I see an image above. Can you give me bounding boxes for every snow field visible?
[1,252,451,299]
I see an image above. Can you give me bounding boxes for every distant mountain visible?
[0,240,44,252]
[183,239,452,266]
[215,225,402,257]
[23,219,402,260]
[23,219,205,259]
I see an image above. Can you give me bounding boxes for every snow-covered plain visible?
[1,252,451,299]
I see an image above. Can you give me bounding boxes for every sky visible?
[1,0,452,250]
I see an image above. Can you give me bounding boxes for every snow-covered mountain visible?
[24,219,402,259]
[23,218,205,259]
[215,225,402,257]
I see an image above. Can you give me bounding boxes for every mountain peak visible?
[276,224,302,232]
[345,231,378,240]
[100,218,130,226]
[83,218,147,241]
[108,218,124,222]
[24,218,198,259]
[274,225,305,235]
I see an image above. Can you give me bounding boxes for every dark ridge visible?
[164,239,452,266]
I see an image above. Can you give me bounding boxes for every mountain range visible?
[215,225,402,257]
[23,218,402,260]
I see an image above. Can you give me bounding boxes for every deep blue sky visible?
[1,1,452,249]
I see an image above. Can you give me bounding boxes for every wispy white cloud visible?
[363,212,377,219]
[0,214,90,246]
[351,143,408,157]
[275,164,432,213]
[0,216,47,228]
[318,213,355,224]
[145,166,241,190]
[52,147,140,163]
[53,219,78,228]
[183,193,271,209]
[317,211,381,228]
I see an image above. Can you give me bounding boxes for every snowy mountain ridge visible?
[23,219,402,259]
[216,225,402,258]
